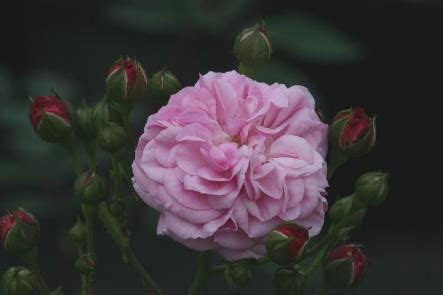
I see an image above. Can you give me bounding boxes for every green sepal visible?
[106,66,128,102]
[234,22,272,68]
[74,171,107,206]
[265,231,293,265]
[354,171,390,206]
[224,259,254,290]
[96,122,127,153]
[68,216,87,247]
[324,258,354,289]
[36,112,72,142]
[75,100,96,140]
[273,267,305,295]
[2,266,35,295]
[75,254,95,274]
[93,98,122,128]
[148,69,182,102]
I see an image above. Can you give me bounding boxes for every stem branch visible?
[97,202,162,295]
[187,251,211,295]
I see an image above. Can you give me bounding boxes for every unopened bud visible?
[29,95,72,142]
[224,259,254,290]
[68,217,86,246]
[93,98,122,128]
[355,171,389,206]
[0,209,39,254]
[148,69,181,101]
[96,122,126,152]
[75,254,95,274]
[106,57,148,104]
[265,223,309,265]
[325,244,368,289]
[330,107,376,158]
[2,267,35,295]
[74,171,106,205]
[75,100,95,140]
[234,21,272,68]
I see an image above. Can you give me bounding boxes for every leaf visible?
[106,1,187,33]
[267,13,365,63]
[185,0,253,32]
[255,60,311,87]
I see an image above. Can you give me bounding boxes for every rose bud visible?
[75,254,95,274]
[224,260,254,290]
[29,95,72,142]
[273,267,305,295]
[330,107,376,158]
[328,195,366,225]
[0,209,39,254]
[75,100,95,140]
[68,217,87,247]
[2,267,35,295]
[74,171,106,206]
[355,171,390,206]
[234,21,272,69]
[325,244,368,289]
[105,57,148,104]
[93,98,122,128]
[148,68,182,101]
[96,122,127,152]
[265,223,309,265]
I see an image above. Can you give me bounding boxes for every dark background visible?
[1,0,442,294]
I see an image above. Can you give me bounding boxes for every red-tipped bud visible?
[0,209,39,254]
[106,57,148,104]
[74,171,107,206]
[265,223,309,265]
[325,244,368,289]
[29,96,72,142]
[330,107,376,157]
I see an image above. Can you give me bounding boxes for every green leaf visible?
[106,1,187,32]
[185,0,253,32]
[255,60,310,87]
[267,13,365,63]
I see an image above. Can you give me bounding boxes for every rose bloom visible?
[132,71,328,260]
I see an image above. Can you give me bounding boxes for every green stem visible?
[81,204,96,294]
[97,203,162,295]
[64,134,82,176]
[21,249,51,295]
[111,153,124,200]
[305,242,330,279]
[187,251,211,295]
[123,247,163,295]
[327,148,348,180]
[85,140,97,170]
[121,112,135,153]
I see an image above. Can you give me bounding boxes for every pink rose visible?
[132,71,328,261]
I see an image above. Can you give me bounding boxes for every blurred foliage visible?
[267,13,365,63]
[107,0,253,33]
